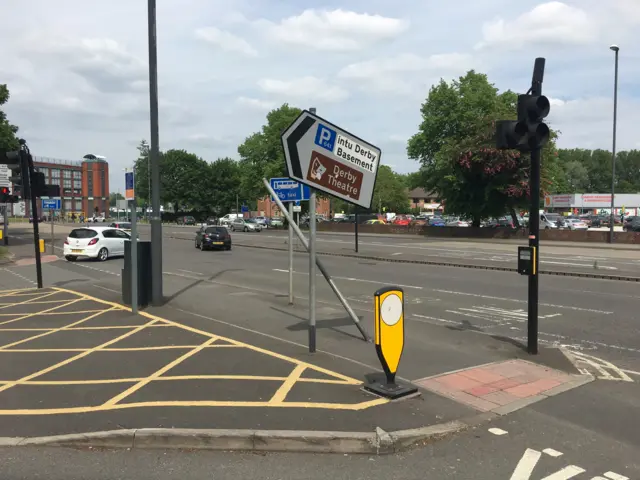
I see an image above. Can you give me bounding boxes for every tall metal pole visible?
[527,59,545,355]
[50,209,54,254]
[131,197,138,314]
[609,45,619,244]
[3,206,8,246]
[354,211,359,252]
[309,190,317,353]
[25,149,43,288]
[288,201,294,305]
[148,0,163,304]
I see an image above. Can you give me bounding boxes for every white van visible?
[540,212,559,229]
[219,213,240,226]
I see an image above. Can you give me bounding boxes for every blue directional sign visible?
[42,199,61,210]
[270,177,310,202]
[241,205,249,213]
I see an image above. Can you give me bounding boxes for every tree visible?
[161,149,210,212]
[109,192,124,207]
[616,150,640,193]
[0,84,20,151]
[133,140,151,204]
[408,70,559,224]
[237,104,302,201]
[209,157,241,214]
[372,165,409,213]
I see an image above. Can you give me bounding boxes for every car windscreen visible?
[69,229,98,239]
[205,227,226,234]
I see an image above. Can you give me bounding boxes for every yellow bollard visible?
[39,239,44,253]
[0,230,3,240]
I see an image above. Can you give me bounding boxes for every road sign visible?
[293,205,302,213]
[269,177,310,202]
[241,205,249,213]
[41,199,61,210]
[281,110,381,209]
[125,171,135,200]
[364,286,417,399]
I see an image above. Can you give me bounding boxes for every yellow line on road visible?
[0,398,388,415]
[0,309,106,316]
[269,364,307,404]
[0,376,354,386]
[0,298,84,326]
[0,291,59,310]
[0,288,49,298]
[0,307,118,350]
[0,318,159,394]
[103,336,220,406]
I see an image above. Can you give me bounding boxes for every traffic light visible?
[1,149,31,199]
[0,187,10,203]
[496,94,550,151]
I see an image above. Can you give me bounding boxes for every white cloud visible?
[257,77,349,102]
[339,53,474,79]
[195,27,258,56]
[476,2,595,50]
[236,96,276,110]
[266,9,408,51]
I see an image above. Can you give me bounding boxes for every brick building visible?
[408,187,442,213]
[81,154,109,217]
[14,154,109,219]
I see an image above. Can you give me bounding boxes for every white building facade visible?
[544,193,640,216]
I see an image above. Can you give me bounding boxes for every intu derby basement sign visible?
[281,110,382,209]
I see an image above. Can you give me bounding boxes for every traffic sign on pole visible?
[281,110,381,209]
[125,171,135,201]
[41,199,61,210]
[269,177,310,202]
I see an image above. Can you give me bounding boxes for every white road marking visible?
[540,465,585,479]
[271,268,423,290]
[543,448,563,457]
[564,351,634,382]
[541,260,618,270]
[432,289,613,314]
[2,268,37,286]
[177,268,204,275]
[604,472,629,480]
[510,448,542,480]
[92,284,121,294]
[488,427,508,436]
[391,252,403,256]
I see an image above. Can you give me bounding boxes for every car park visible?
[64,226,130,262]
[195,226,231,250]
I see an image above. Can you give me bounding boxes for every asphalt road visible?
[2,224,639,472]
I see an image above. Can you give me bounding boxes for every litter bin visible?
[122,240,152,308]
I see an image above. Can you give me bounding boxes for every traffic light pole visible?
[527,59,545,355]
[25,149,43,288]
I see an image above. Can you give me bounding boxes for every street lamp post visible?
[609,44,619,244]
[147,0,163,304]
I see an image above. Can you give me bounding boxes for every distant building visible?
[12,154,109,219]
[81,154,110,217]
[544,193,640,216]
[408,188,441,213]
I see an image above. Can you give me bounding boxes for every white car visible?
[565,218,588,231]
[64,226,131,262]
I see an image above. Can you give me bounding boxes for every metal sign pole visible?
[355,210,359,252]
[3,206,8,246]
[288,201,294,305]
[130,198,138,314]
[309,190,317,353]
[263,178,370,342]
[50,209,54,254]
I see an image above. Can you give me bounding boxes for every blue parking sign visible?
[314,124,336,152]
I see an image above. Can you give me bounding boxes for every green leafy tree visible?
[237,104,302,201]
[0,84,20,151]
[133,140,151,204]
[408,70,560,224]
[371,165,409,213]
[209,157,241,214]
[109,192,124,207]
[616,150,640,193]
[161,149,210,212]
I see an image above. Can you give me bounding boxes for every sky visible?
[1,0,639,191]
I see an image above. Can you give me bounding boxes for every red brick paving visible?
[415,360,577,412]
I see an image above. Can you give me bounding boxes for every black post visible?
[355,211,359,252]
[25,150,43,288]
[527,59,545,355]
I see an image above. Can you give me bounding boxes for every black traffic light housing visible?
[496,94,550,152]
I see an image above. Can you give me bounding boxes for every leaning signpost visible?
[276,109,382,353]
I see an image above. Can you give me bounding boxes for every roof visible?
[408,187,436,198]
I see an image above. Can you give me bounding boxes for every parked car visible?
[219,214,240,226]
[445,217,470,227]
[176,216,196,225]
[392,216,411,226]
[195,225,231,251]
[206,216,219,225]
[428,217,446,227]
[108,222,132,234]
[64,227,130,262]
[230,217,262,232]
[565,218,588,231]
[270,217,284,228]
[623,217,640,232]
[253,216,270,228]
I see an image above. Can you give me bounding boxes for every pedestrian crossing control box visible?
[518,246,536,275]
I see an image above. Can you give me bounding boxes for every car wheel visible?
[195,239,200,249]
[243,227,248,232]
[65,255,77,262]
[97,248,108,262]
[226,245,232,251]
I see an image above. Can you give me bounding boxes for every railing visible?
[33,156,83,167]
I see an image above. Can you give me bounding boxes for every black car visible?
[195,226,231,251]
[623,217,640,232]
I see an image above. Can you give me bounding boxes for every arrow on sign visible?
[287,115,316,179]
